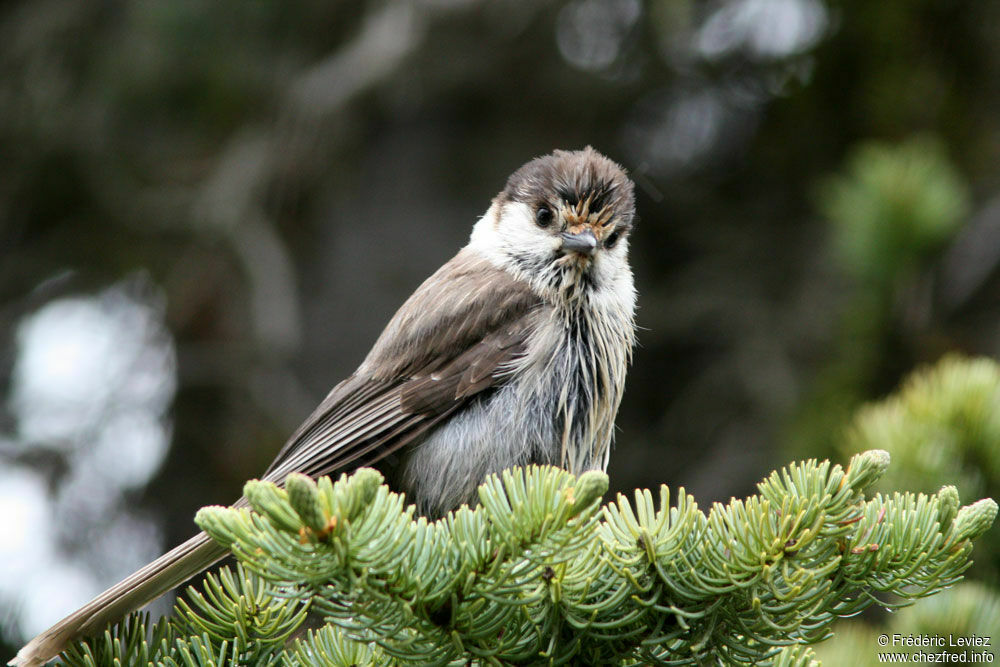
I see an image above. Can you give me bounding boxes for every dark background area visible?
[3,0,1000,656]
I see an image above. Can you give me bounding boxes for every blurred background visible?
[3,0,1000,660]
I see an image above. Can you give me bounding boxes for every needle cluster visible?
[58,450,995,666]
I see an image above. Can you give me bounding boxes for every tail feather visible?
[10,532,226,667]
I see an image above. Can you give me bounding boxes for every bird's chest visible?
[521,309,624,471]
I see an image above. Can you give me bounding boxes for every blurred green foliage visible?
[789,138,972,461]
[815,583,1000,666]
[819,137,969,288]
[845,356,1000,506]
[815,356,1000,663]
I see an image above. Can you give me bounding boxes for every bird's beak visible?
[560,229,597,256]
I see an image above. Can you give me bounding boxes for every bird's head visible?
[471,147,636,305]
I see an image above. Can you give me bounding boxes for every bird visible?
[12,146,638,666]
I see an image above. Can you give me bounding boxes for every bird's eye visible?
[604,230,621,248]
[536,205,553,227]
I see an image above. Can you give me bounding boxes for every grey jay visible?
[12,147,637,666]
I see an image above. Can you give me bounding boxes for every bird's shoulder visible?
[360,247,545,380]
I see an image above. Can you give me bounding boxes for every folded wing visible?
[263,248,542,484]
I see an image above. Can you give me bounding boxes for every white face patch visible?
[469,201,559,267]
[469,199,634,309]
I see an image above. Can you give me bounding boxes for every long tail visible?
[10,532,226,667]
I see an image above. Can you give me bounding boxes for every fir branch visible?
[190,453,994,665]
[58,356,1000,665]
[58,565,306,667]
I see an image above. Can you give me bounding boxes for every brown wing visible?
[262,248,541,484]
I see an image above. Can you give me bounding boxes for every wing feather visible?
[263,248,541,485]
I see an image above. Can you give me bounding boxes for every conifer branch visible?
[123,450,991,666]
[59,444,996,664]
